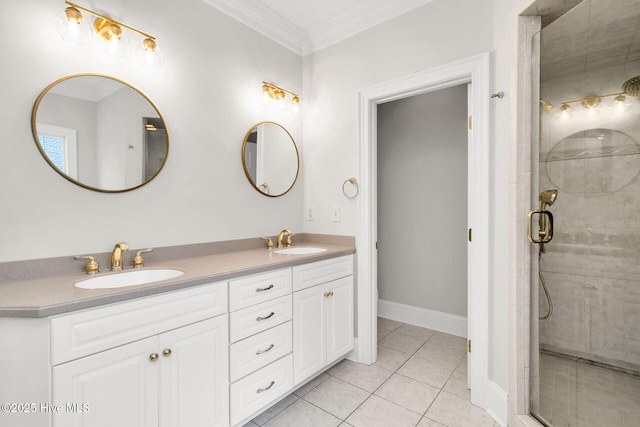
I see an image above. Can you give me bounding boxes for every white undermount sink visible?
[274,247,328,255]
[75,268,184,289]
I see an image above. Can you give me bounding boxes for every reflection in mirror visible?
[546,128,640,194]
[242,122,299,197]
[32,74,168,193]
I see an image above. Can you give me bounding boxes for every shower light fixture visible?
[541,75,640,116]
[60,1,159,59]
[261,82,301,113]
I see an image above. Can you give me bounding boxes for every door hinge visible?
[468,115,472,130]
[467,339,471,353]
[376,241,378,249]
[468,228,472,242]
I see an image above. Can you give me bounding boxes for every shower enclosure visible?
[530,1,640,426]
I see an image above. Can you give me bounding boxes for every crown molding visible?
[203,0,434,56]
[202,0,305,55]
[303,0,435,54]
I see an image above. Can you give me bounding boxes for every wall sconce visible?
[261,82,301,113]
[59,1,160,65]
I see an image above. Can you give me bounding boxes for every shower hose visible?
[538,245,553,320]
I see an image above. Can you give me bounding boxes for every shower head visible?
[539,189,558,209]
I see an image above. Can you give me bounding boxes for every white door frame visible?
[354,52,491,407]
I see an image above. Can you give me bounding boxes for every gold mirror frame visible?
[31,73,169,193]
[241,121,299,197]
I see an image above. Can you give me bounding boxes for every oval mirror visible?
[546,128,640,194]
[31,74,168,193]
[241,121,299,197]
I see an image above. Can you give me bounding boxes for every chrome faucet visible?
[276,229,294,248]
[111,242,129,271]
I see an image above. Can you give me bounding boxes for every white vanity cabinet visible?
[228,268,294,426]
[50,281,229,427]
[292,255,354,385]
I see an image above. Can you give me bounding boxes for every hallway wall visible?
[377,86,468,317]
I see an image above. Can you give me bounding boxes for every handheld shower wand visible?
[528,189,559,320]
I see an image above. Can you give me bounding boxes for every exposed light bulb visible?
[615,94,626,112]
[291,96,300,113]
[560,103,570,119]
[65,6,82,24]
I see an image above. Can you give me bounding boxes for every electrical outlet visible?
[305,206,314,221]
[331,206,340,223]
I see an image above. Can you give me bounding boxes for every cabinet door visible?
[293,285,326,385]
[53,336,159,427]
[325,276,355,363]
[159,316,229,427]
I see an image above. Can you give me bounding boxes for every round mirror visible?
[546,128,640,194]
[241,121,299,197]
[31,74,168,193]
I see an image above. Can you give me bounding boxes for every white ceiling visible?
[202,0,434,55]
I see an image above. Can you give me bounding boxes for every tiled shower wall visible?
[538,61,640,373]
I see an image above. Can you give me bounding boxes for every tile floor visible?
[243,317,499,427]
[534,352,640,427]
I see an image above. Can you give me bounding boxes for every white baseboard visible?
[377,299,467,337]
[486,380,508,427]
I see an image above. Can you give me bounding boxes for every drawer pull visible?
[256,312,275,321]
[256,381,275,394]
[149,353,159,362]
[256,344,275,355]
[256,284,274,292]
[324,291,334,297]
[163,349,172,357]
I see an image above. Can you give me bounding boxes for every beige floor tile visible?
[442,368,470,400]
[373,345,412,371]
[394,323,437,340]
[415,340,466,369]
[426,391,496,427]
[377,317,402,331]
[263,399,341,427]
[303,377,370,419]
[294,373,330,397]
[443,358,470,400]
[379,331,427,354]
[377,326,394,341]
[417,417,446,427]
[397,355,455,388]
[333,361,393,392]
[326,359,352,376]
[374,373,440,414]
[252,394,299,425]
[346,395,421,427]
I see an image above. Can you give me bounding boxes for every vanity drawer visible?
[230,321,292,382]
[229,295,292,343]
[51,281,227,365]
[229,268,291,311]
[230,354,293,426]
[292,254,353,291]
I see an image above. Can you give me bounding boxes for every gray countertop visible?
[0,244,355,318]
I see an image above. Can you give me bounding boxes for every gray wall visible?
[377,85,468,316]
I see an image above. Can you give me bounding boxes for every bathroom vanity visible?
[0,245,354,427]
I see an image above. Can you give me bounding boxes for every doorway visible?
[355,53,491,408]
[376,85,469,336]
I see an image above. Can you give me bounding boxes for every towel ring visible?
[342,177,359,199]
